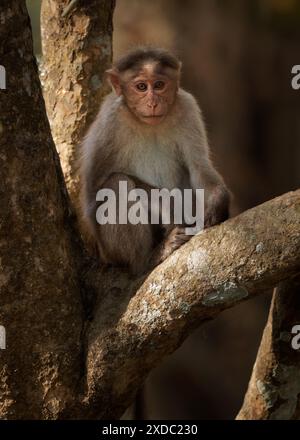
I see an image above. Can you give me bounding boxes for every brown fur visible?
[79,47,229,274]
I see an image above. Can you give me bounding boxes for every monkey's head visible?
[106,47,181,126]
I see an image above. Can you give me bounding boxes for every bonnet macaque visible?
[80,47,229,274]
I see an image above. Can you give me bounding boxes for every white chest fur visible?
[120,132,184,190]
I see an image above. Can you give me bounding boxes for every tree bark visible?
[0,0,84,419]
[41,0,115,203]
[73,189,300,419]
[237,275,300,420]
[1,0,300,420]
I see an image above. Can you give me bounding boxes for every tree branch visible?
[2,1,300,421]
[237,275,300,420]
[41,0,115,203]
[70,189,300,419]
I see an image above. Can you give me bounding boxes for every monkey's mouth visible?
[141,114,165,125]
[142,114,165,120]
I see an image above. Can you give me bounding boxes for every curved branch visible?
[3,2,300,421]
[237,275,300,420]
[70,189,300,419]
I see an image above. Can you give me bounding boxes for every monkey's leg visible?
[149,190,195,266]
[152,185,230,266]
[95,173,156,275]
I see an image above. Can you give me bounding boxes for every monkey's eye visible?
[136,82,148,92]
[154,80,165,90]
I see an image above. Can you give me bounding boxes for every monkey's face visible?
[126,82,177,126]
[109,63,179,126]
[124,65,178,125]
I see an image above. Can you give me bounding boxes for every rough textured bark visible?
[1,0,300,421]
[237,275,300,420]
[74,190,300,419]
[0,0,84,419]
[41,0,115,203]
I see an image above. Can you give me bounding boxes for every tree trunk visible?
[237,275,300,420]
[1,0,300,420]
[0,0,84,419]
[41,0,115,204]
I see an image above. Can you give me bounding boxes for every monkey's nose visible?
[147,101,158,109]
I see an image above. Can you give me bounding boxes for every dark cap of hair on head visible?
[114,46,181,72]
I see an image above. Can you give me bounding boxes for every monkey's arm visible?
[188,149,229,228]
[80,93,120,238]
[179,91,230,228]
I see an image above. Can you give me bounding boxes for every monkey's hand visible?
[204,185,230,228]
[150,226,192,267]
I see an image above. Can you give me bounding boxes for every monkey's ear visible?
[105,69,122,96]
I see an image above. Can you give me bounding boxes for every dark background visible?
[27,0,300,419]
